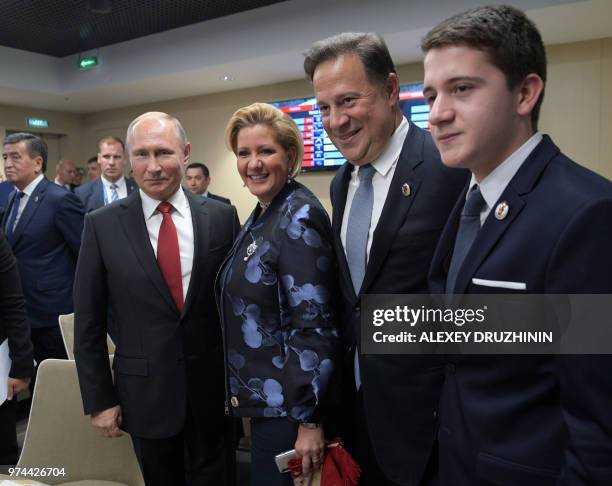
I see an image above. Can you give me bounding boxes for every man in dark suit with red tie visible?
[74,112,239,485]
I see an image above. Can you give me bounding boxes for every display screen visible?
[270,82,429,173]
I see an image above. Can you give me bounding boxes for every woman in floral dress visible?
[218,103,339,486]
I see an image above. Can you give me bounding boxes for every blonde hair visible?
[225,102,304,179]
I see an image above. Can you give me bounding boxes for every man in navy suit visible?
[76,137,137,212]
[304,33,466,485]
[423,5,612,484]
[184,162,231,204]
[2,132,84,365]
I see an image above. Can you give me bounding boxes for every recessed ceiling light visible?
[222,75,234,81]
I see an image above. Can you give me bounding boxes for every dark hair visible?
[304,32,396,87]
[98,136,125,151]
[186,162,209,178]
[421,5,546,129]
[87,155,98,165]
[3,132,48,172]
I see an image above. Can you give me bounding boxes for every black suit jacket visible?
[75,177,138,213]
[330,122,467,485]
[208,192,231,205]
[0,230,33,379]
[74,189,239,439]
[428,136,612,485]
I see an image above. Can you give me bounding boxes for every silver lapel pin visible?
[401,183,411,197]
[495,201,509,220]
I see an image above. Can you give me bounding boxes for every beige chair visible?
[59,314,115,360]
[12,359,144,486]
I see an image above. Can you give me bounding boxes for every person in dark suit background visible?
[2,132,84,365]
[0,180,14,211]
[75,137,137,212]
[86,155,101,182]
[184,162,231,204]
[304,33,467,485]
[54,159,78,191]
[74,112,239,486]
[423,5,612,484]
[0,229,34,466]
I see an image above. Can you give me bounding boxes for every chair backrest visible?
[59,313,115,360]
[17,359,144,486]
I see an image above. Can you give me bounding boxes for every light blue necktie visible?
[446,185,487,294]
[345,164,376,390]
[110,183,119,203]
[346,164,376,294]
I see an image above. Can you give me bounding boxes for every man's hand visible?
[6,377,31,400]
[91,405,123,438]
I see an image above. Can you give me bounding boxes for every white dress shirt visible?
[468,132,543,226]
[340,116,409,262]
[101,175,128,204]
[140,188,194,301]
[7,174,44,232]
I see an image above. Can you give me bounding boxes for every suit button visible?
[433,410,438,418]
[230,396,239,407]
[355,306,361,317]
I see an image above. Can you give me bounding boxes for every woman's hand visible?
[295,424,325,476]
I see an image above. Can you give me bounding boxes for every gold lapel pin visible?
[401,183,411,197]
[495,201,509,220]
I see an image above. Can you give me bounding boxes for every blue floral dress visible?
[216,181,339,423]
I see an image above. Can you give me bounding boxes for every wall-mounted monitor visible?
[270,82,429,173]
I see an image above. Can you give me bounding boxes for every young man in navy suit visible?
[423,6,612,485]
[76,136,137,212]
[2,133,84,365]
[304,33,466,485]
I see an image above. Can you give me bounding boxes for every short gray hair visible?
[125,112,188,152]
[304,32,396,87]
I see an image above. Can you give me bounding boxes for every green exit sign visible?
[26,118,49,129]
[79,56,98,70]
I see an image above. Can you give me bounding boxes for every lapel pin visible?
[495,201,509,220]
[34,196,39,203]
[401,183,411,197]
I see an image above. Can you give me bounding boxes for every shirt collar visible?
[22,174,44,197]
[140,187,188,220]
[468,132,543,209]
[367,116,409,177]
[101,175,125,188]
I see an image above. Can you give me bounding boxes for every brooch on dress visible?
[244,240,258,261]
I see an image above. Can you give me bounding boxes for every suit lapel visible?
[330,163,355,301]
[360,124,425,295]
[182,191,210,317]
[453,136,560,293]
[118,191,178,312]
[429,185,467,293]
[10,178,48,247]
[126,178,137,195]
[92,179,105,210]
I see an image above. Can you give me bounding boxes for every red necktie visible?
[157,202,183,312]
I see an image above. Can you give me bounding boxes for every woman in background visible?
[218,103,339,486]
